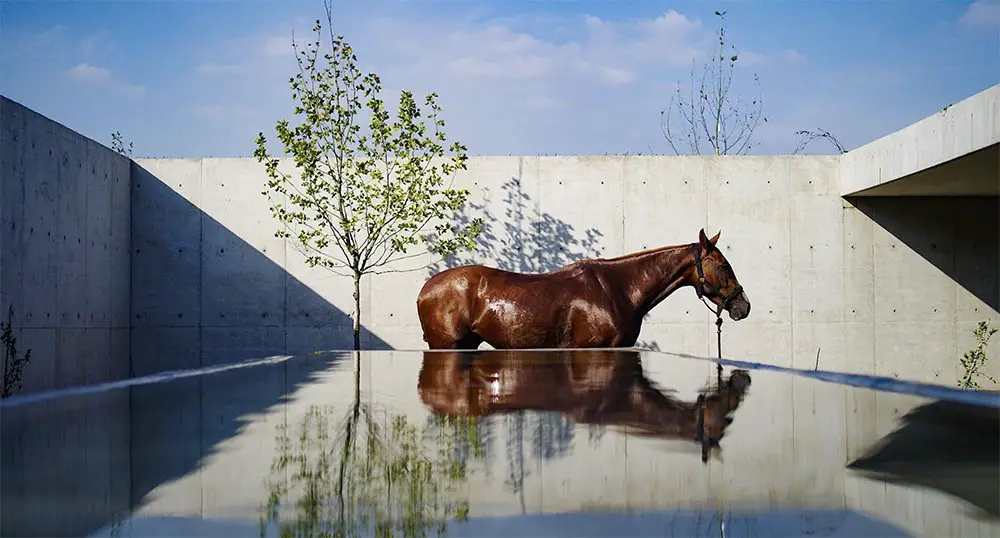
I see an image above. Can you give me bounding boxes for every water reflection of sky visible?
[2,349,997,538]
[102,509,914,538]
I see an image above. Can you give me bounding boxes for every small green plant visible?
[1,305,32,398]
[958,320,998,390]
[110,130,133,158]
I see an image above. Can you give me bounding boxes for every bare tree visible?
[660,10,766,156]
[792,128,848,155]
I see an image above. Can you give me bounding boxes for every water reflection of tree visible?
[259,360,484,537]
[426,176,609,498]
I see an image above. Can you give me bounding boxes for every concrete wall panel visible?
[130,326,201,376]
[872,219,956,323]
[17,327,56,393]
[875,321,956,384]
[841,205,875,323]
[55,136,88,329]
[535,156,622,260]
[55,328,87,389]
[85,149,113,328]
[19,117,59,329]
[201,326,286,366]
[200,158,287,327]
[0,96,131,394]
[110,155,131,328]
[131,160,202,327]
[1,100,26,319]
[639,322,712,357]
[706,157,792,326]
[84,328,113,385]
[789,157,843,324]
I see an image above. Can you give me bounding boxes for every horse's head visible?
[692,228,751,321]
[695,368,752,462]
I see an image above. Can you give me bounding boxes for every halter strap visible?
[691,243,744,316]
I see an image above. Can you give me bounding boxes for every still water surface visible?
[1,349,998,538]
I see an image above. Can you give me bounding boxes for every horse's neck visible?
[621,381,700,437]
[602,244,695,316]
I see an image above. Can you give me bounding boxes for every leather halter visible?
[691,243,744,315]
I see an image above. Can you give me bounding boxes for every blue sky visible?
[1,0,997,158]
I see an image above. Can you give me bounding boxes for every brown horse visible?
[418,348,752,463]
[416,228,750,349]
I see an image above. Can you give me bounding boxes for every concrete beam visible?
[841,84,1000,197]
[848,144,999,197]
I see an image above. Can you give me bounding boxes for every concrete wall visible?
[132,152,999,387]
[0,96,131,395]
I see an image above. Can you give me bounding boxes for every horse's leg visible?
[425,328,483,350]
[455,332,484,350]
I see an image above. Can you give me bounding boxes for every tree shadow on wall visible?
[424,176,657,503]
[427,176,604,275]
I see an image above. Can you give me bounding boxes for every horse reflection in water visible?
[418,349,751,463]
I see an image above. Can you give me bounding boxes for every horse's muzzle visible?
[727,294,751,321]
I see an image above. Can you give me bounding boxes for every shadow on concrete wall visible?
[846,196,1000,313]
[427,176,605,275]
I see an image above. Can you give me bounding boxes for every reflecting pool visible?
[1,349,998,537]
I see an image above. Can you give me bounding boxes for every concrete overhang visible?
[840,84,999,197]
[845,143,999,197]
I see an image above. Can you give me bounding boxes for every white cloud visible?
[67,62,112,83]
[65,62,145,98]
[150,9,910,158]
[959,0,1000,29]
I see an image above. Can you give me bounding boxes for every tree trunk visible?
[352,272,362,351]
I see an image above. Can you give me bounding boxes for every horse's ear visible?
[709,230,721,246]
[698,228,714,251]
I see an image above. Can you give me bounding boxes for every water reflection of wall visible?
[0,389,130,537]
[121,351,997,537]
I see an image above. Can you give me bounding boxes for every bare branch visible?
[659,11,765,156]
[793,128,848,155]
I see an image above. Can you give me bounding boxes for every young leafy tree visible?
[254,2,482,351]
[660,10,766,155]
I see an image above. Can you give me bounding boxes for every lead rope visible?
[698,295,725,386]
[715,314,723,385]
[697,295,725,463]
